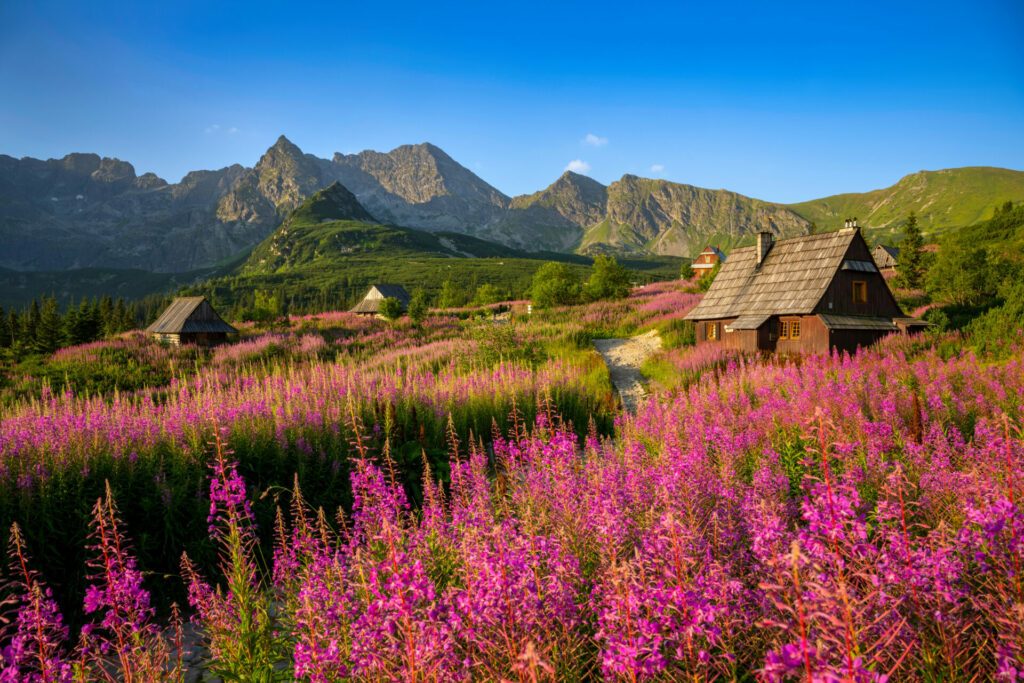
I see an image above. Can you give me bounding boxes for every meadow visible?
[0,281,1022,680]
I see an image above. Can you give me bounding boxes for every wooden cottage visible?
[872,244,900,276]
[684,228,926,355]
[350,284,411,316]
[146,297,236,346]
[692,246,725,272]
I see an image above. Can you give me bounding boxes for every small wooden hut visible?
[872,244,900,275]
[350,284,411,317]
[685,227,926,355]
[146,297,236,346]
[692,246,725,272]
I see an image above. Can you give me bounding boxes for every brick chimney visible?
[756,231,774,267]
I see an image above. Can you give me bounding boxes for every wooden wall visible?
[816,239,904,318]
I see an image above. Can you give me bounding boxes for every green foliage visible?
[437,278,468,309]
[697,262,721,292]
[788,166,1024,233]
[378,297,405,321]
[926,243,1010,307]
[584,255,632,301]
[529,262,581,308]
[967,278,1024,356]
[472,283,503,306]
[658,318,696,349]
[895,212,926,289]
[407,289,429,325]
[680,262,695,280]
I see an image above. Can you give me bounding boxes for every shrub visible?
[378,297,405,321]
[529,262,581,309]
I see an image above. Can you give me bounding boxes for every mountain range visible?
[2,136,1023,274]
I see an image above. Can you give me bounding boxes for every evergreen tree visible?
[896,211,926,289]
[407,290,429,325]
[34,297,64,354]
[0,306,7,348]
[24,299,40,345]
[7,310,19,349]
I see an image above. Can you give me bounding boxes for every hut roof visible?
[685,229,860,320]
[146,297,237,334]
[369,284,410,303]
[872,244,900,268]
[349,284,410,314]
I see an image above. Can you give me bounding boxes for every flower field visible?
[1,283,1022,680]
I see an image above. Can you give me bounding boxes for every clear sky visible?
[1,0,1022,202]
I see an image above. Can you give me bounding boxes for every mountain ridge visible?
[2,139,1022,276]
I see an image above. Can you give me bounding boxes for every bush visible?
[378,297,405,321]
[407,290,429,325]
[967,279,1024,356]
[696,263,720,292]
[529,262,581,309]
[583,255,632,301]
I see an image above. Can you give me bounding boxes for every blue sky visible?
[1,0,1022,202]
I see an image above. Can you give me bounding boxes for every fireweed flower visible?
[80,483,170,681]
[0,525,73,683]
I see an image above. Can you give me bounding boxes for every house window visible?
[790,320,801,339]
[852,281,868,304]
[779,320,789,340]
[706,322,719,340]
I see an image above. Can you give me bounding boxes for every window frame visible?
[779,320,789,340]
[852,280,868,305]
[706,321,719,341]
[790,319,801,340]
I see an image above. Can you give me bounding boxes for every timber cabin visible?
[692,246,725,272]
[684,227,926,355]
[146,297,237,346]
[350,284,411,316]
[872,244,900,276]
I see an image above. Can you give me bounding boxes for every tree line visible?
[0,296,140,356]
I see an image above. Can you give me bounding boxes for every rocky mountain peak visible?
[92,158,136,183]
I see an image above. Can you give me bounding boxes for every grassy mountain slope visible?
[788,167,1024,236]
[579,175,810,256]
[194,185,684,311]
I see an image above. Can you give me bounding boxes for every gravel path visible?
[593,330,662,413]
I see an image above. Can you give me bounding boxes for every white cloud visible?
[205,124,241,135]
[583,133,608,147]
[650,164,665,173]
[565,159,591,174]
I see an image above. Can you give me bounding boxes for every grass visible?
[787,166,1024,232]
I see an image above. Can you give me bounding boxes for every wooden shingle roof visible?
[146,297,237,334]
[369,284,410,304]
[349,284,410,314]
[685,229,859,320]
[872,244,900,268]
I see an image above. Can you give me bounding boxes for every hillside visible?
[787,167,1024,235]
[199,185,684,311]
[582,175,810,256]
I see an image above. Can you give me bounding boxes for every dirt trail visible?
[593,330,662,413]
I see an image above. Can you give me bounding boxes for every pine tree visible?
[896,211,926,290]
[34,297,64,354]
[0,306,7,348]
